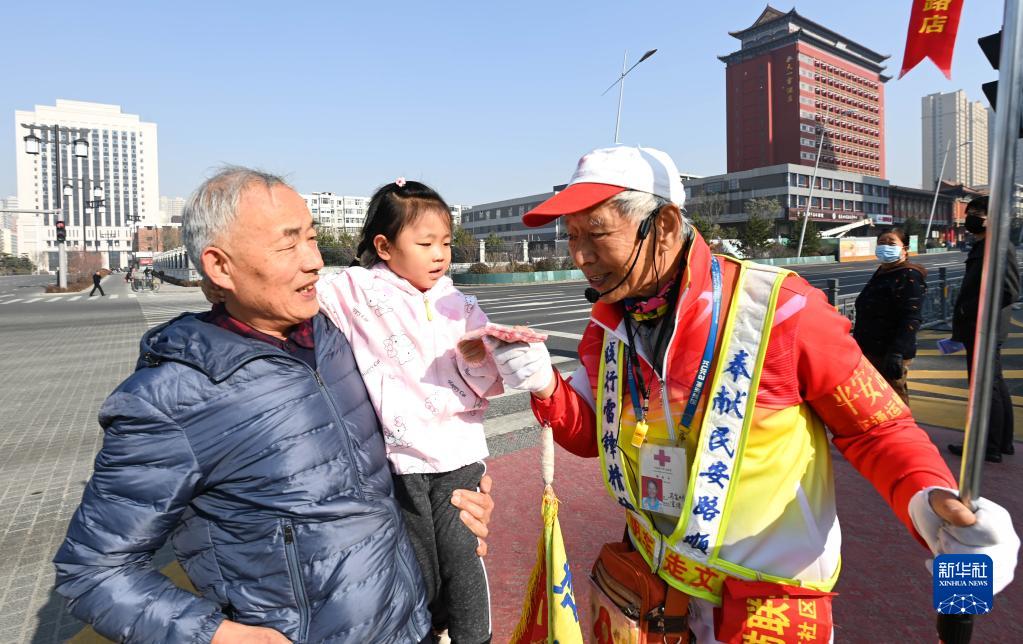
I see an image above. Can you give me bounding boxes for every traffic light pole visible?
[937,2,1023,643]
[961,0,1023,510]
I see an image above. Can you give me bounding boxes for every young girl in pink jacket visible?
[316,179,500,644]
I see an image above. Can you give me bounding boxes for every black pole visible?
[826,278,839,306]
[939,266,949,321]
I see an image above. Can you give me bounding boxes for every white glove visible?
[909,486,1020,594]
[491,340,554,393]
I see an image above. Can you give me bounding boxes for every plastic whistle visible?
[631,420,649,448]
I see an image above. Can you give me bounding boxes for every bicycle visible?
[131,276,161,292]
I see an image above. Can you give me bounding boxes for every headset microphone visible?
[582,211,656,304]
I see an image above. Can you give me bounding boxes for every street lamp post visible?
[797,109,858,258]
[925,138,973,245]
[602,48,657,144]
[21,123,89,288]
[796,128,828,258]
[127,213,142,269]
[84,185,106,266]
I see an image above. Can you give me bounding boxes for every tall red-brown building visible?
[720,6,889,178]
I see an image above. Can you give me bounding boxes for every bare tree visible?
[689,194,727,240]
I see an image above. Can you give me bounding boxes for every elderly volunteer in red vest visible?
[491,146,1019,643]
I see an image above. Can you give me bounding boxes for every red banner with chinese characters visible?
[899,0,965,79]
[716,579,837,644]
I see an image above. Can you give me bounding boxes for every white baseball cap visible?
[523,145,685,227]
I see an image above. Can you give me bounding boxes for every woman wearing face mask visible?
[853,228,926,403]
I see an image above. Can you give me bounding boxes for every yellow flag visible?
[511,488,584,644]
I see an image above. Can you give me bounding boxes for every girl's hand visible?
[452,474,495,556]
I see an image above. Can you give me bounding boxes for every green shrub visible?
[532,257,560,272]
[467,262,490,274]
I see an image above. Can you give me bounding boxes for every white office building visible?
[0,197,18,255]
[14,100,159,270]
[159,195,186,225]
[922,90,989,189]
[461,192,559,242]
[449,204,468,227]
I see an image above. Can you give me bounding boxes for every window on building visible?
[811,197,821,208]
[821,178,832,190]
[822,198,833,209]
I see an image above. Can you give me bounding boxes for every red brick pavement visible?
[484,426,1022,643]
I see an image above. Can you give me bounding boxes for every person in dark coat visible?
[947,195,1020,463]
[89,270,105,296]
[53,167,494,644]
[853,228,926,403]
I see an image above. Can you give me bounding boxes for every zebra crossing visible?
[468,283,591,342]
[0,293,144,305]
[136,291,209,329]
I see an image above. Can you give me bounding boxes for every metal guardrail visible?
[830,266,961,330]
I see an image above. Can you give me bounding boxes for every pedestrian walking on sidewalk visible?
[499,146,1019,642]
[89,271,105,297]
[853,228,926,403]
[948,195,1020,463]
[54,167,494,644]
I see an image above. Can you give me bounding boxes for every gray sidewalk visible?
[0,277,148,642]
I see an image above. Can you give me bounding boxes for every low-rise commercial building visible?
[461,191,557,242]
[684,163,890,238]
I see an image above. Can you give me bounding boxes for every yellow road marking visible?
[909,381,1023,406]
[919,331,1023,339]
[914,348,1023,356]
[910,369,1023,380]
[909,393,1023,436]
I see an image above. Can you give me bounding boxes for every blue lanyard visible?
[623,257,722,431]
[680,257,722,429]
[625,349,644,422]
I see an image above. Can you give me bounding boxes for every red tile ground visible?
[484,426,1022,643]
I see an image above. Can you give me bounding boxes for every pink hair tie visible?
[394,177,407,188]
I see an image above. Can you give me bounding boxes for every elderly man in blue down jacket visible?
[53,167,494,644]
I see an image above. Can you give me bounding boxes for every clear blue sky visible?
[0,1,1006,206]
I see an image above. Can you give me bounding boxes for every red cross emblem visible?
[654,449,671,467]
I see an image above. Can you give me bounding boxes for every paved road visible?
[0,262,1019,643]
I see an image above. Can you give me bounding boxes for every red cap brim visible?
[522,183,626,227]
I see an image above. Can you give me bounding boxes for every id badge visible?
[639,443,687,518]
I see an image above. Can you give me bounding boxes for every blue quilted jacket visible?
[53,313,430,643]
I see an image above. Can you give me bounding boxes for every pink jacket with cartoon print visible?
[317,264,503,474]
